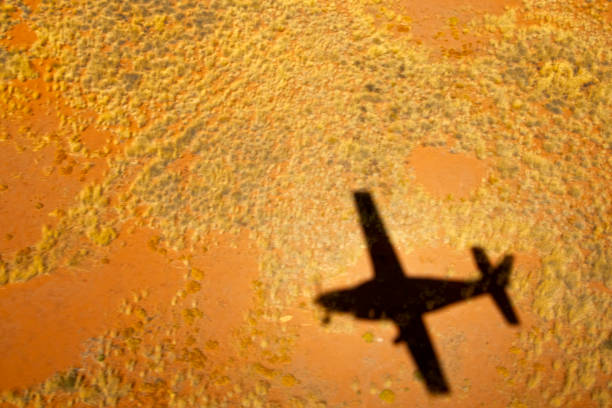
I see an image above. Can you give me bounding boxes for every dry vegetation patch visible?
[0,0,610,406]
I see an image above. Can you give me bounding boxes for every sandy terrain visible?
[0,0,610,407]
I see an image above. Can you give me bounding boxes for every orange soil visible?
[408,147,490,200]
[288,245,539,407]
[0,0,513,392]
[378,0,523,58]
[2,0,601,406]
[0,228,259,392]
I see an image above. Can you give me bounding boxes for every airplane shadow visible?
[314,190,519,394]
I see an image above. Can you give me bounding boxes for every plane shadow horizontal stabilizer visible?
[472,247,520,325]
[491,289,519,324]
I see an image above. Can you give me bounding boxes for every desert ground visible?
[0,0,610,406]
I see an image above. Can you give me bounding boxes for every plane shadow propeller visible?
[314,191,519,394]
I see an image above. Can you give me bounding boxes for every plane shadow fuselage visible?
[319,275,504,324]
[314,191,519,394]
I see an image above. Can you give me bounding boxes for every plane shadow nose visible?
[313,190,520,394]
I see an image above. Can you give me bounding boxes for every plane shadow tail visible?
[395,318,450,394]
[472,247,519,325]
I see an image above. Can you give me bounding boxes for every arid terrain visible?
[0,0,610,407]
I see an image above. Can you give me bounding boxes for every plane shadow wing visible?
[353,191,405,281]
[396,317,450,393]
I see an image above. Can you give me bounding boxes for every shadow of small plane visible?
[314,191,519,394]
